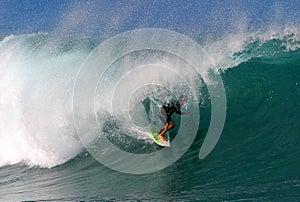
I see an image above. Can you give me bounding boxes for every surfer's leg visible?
[158,125,168,141]
[166,121,174,130]
[158,121,174,141]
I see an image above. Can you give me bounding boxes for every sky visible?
[0,0,300,38]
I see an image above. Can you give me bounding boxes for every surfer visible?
[157,95,191,141]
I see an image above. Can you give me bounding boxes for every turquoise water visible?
[0,29,299,201]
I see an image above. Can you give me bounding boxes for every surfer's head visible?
[179,95,188,106]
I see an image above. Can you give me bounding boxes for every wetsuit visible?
[162,101,182,123]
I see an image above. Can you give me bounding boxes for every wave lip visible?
[203,26,300,71]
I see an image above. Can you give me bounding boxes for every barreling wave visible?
[0,27,299,169]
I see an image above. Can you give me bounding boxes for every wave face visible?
[0,28,300,201]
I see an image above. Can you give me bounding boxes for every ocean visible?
[1,2,300,201]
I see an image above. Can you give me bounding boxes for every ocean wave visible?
[0,27,299,168]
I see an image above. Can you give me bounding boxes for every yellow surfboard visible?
[150,131,170,147]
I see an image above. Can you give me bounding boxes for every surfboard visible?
[150,131,170,147]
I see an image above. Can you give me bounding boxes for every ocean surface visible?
[0,22,300,202]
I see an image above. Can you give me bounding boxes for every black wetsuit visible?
[162,101,182,123]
